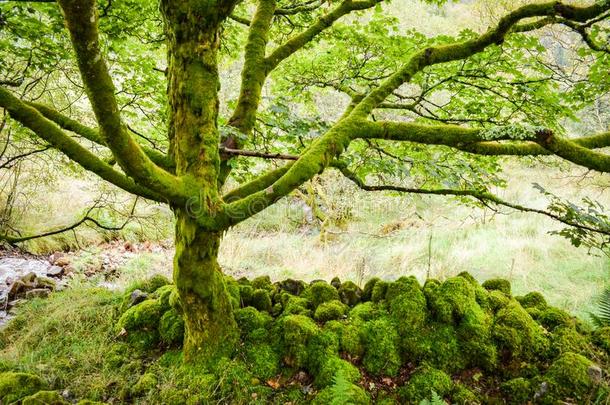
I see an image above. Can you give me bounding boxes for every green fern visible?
[329,370,353,405]
[590,286,610,328]
[419,390,446,405]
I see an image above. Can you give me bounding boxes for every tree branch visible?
[27,101,175,171]
[333,161,610,237]
[57,0,187,203]
[0,87,166,202]
[0,198,140,244]
[350,0,610,117]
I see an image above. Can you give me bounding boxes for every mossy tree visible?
[1,0,610,362]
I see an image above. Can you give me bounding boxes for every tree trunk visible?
[174,210,238,362]
[160,1,239,362]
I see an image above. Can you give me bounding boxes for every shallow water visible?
[0,256,54,326]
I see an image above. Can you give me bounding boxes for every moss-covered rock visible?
[517,291,547,310]
[544,352,600,401]
[426,276,476,324]
[492,300,548,360]
[338,281,362,307]
[127,275,171,295]
[158,308,184,346]
[278,278,307,296]
[152,285,174,311]
[488,290,510,312]
[370,280,389,303]
[251,289,272,312]
[306,329,340,373]
[303,281,339,309]
[243,343,280,380]
[340,322,365,358]
[315,356,360,387]
[251,275,274,292]
[451,384,478,404]
[238,284,254,307]
[537,307,573,331]
[132,373,157,396]
[283,295,312,316]
[0,372,46,403]
[349,302,380,322]
[399,366,453,403]
[234,307,273,343]
[116,298,163,348]
[385,277,428,356]
[592,326,610,353]
[21,390,68,405]
[279,315,319,368]
[362,277,380,302]
[500,377,532,404]
[362,318,401,377]
[418,323,465,373]
[549,326,591,358]
[482,278,511,295]
[313,382,371,405]
[314,300,348,322]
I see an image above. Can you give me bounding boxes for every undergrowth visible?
[1,272,609,404]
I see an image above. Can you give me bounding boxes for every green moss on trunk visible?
[173,211,238,362]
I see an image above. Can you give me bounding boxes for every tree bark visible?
[174,210,238,362]
[160,0,239,362]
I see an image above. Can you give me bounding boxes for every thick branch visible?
[265,0,384,73]
[350,0,610,117]
[57,0,187,203]
[27,101,175,171]
[220,146,298,160]
[0,87,165,202]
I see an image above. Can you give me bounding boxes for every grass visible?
[2,159,609,320]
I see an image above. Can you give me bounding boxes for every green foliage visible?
[590,286,610,328]
[0,275,606,403]
[22,390,69,405]
[313,369,371,405]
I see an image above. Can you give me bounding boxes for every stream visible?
[0,255,64,326]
